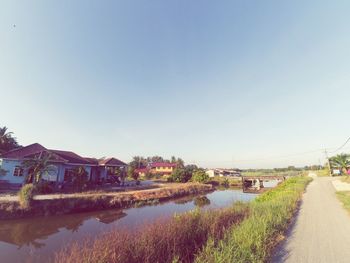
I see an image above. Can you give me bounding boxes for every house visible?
[149,162,177,175]
[0,143,127,187]
[205,168,242,178]
[135,162,177,177]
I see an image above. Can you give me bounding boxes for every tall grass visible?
[54,202,249,263]
[195,176,312,263]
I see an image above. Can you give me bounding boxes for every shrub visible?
[54,203,249,263]
[36,181,54,194]
[169,168,192,183]
[191,170,209,183]
[18,184,36,208]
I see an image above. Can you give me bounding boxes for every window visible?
[13,166,24,177]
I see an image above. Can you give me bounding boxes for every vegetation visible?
[0,126,20,154]
[168,168,192,183]
[336,191,350,213]
[71,166,89,191]
[22,152,56,184]
[54,203,249,263]
[18,184,35,208]
[329,153,350,175]
[207,176,242,187]
[195,176,312,263]
[191,170,209,183]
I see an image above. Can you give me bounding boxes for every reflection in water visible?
[193,196,211,207]
[0,210,126,248]
[0,188,257,263]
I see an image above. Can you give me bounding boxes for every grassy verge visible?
[54,203,249,263]
[195,176,312,263]
[53,177,311,263]
[336,191,350,212]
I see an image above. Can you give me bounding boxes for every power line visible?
[329,136,350,153]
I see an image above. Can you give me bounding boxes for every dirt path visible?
[272,176,350,263]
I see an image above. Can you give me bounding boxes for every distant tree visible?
[0,126,20,154]
[129,156,148,169]
[169,168,191,183]
[329,153,350,175]
[191,170,209,183]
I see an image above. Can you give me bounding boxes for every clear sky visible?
[1,1,350,168]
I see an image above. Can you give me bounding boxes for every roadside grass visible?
[336,191,350,213]
[54,202,250,263]
[53,177,311,263]
[195,176,312,263]
[340,176,350,183]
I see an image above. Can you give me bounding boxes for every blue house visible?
[0,143,127,187]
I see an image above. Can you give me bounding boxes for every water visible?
[0,188,258,263]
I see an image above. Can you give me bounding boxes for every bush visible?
[191,170,209,183]
[36,181,54,194]
[168,168,192,183]
[18,184,36,208]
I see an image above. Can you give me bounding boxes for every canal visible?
[0,188,261,263]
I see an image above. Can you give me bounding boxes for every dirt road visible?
[272,176,350,263]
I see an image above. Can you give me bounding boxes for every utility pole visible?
[324,149,331,176]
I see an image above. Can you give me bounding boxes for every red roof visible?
[50,149,92,165]
[1,143,126,166]
[98,157,126,166]
[150,162,177,168]
[0,143,66,162]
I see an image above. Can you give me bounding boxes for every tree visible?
[329,153,350,175]
[71,166,89,191]
[191,170,209,183]
[22,152,56,184]
[0,126,20,154]
[169,168,192,183]
[129,156,148,169]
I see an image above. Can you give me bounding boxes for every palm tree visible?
[22,152,56,184]
[329,153,350,176]
[0,126,20,153]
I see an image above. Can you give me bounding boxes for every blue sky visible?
[1,1,350,168]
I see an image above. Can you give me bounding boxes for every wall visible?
[0,159,25,184]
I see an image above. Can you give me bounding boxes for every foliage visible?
[168,168,192,183]
[35,181,54,194]
[191,170,209,183]
[329,153,350,175]
[195,176,312,263]
[0,126,20,154]
[22,152,56,184]
[54,203,249,263]
[18,184,36,208]
[71,166,89,191]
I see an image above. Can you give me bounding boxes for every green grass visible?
[336,191,350,212]
[195,176,312,263]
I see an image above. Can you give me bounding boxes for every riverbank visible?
[54,176,311,263]
[0,183,213,220]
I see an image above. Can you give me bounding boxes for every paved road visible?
[272,176,350,263]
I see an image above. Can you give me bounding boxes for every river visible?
[0,188,261,263]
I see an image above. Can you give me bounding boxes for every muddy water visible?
[0,188,259,263]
